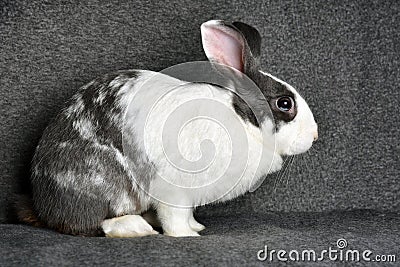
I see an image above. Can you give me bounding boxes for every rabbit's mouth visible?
[285,133,316,155]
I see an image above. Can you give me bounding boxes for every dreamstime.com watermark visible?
[257,238,396,263]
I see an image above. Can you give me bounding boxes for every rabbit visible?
[17,20,318,237]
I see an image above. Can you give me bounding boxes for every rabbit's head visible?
[201,20,318,156]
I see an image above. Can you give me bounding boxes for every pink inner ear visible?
[202,27,244,72]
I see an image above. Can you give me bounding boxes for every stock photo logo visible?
[122,61,277,207]
[257,238,396,263]
[121,59,318,208]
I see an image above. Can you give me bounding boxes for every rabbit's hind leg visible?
[102,215,158,238]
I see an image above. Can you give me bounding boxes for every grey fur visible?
[31,70,154,235]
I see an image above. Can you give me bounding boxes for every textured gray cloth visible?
[0,0,399,265]
[1,210,399,266]
[1,0,399,220]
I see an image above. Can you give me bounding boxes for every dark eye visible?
[276,96,294,112]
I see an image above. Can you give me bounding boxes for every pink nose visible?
[313,131,318,141]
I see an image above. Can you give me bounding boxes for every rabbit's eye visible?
[276,96,294,112]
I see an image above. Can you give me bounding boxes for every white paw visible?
[102,215,159,238]
[164,228,201,237]
[189,219,206,232]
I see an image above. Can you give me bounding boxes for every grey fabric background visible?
[1,0,399,266]
[1,210,399,266]
[1,0,399,221]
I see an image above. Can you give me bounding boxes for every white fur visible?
[107,25,318,237]
[72,117,96,140]
[189,212,205,232]
[157,204,199,237]
[95,91,106,105]
[113,192,137,216]
[105,68,318,237]
[117,71,287,236]
[121,71,280,206]
[65,94,85,117]
[102,215,158,238]
[58,141,70,148]
[92,174,105,186]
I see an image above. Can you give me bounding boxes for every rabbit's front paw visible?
[164,227,200,237]
[189,215,205,232]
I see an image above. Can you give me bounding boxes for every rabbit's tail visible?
[14,194,45,227]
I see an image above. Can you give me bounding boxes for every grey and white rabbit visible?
[18,20,318,237]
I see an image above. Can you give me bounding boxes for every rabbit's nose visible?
[313,131,318,142]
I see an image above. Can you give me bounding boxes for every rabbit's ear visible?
[201,20,259,73]
[232,21,261,60]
